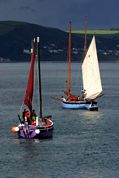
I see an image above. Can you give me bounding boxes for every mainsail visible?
[82,35,102,100]
[24,42,35,111]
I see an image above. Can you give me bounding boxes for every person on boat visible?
[77,89,86,101]
[81,89,86,99]
[22,109,31,125]
[31,109,37,125]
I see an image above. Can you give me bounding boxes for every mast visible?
[83,16,87,56]
[36,37,43,118]
[67,21,72,97]
[81,17,87,91]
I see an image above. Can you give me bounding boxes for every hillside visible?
[0,21,119,62]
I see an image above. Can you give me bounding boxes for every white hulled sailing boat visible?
[62,29,103,110]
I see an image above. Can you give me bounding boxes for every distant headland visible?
[0,21,119,62]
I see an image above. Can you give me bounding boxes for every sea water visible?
[0,62,119,178]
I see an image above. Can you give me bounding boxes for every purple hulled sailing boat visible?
[11,37,54,139]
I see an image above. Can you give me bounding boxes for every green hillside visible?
[72,30,119,35]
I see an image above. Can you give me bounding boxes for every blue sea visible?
[0,62,119,178]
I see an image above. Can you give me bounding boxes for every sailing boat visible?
[61,27,103,110]
[11,37,54,138]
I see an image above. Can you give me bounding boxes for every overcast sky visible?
[0,0,118,30]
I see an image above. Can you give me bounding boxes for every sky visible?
[0,0,119,30]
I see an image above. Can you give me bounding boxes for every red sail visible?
[24,43,35,111]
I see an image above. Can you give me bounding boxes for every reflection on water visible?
[79,110,104,120]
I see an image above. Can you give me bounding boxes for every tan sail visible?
[82,35,102,100]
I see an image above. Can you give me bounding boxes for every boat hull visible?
[62,100,98,111]
[18,125,54,139]
[15,119,54,139]
[35,125,53,139]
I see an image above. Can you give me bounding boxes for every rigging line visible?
[19,103,24,116]
[80,16,88,92]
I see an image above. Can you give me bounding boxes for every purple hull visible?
[18,125,37,138]
[18,125,54,139]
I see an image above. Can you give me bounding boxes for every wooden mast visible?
[83,16,87,56]
[36,37,43,118]
[67,21,72,97]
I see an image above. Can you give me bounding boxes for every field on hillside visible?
[71,30,119,35]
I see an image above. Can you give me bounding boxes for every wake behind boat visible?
[11,37,54,139]
[61,22,103,111]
